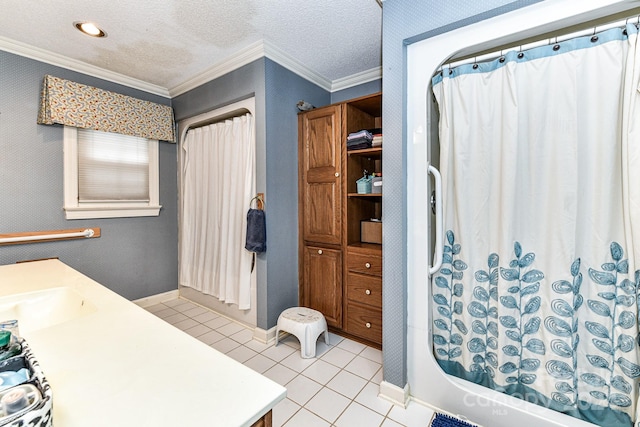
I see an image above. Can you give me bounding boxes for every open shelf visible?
[347,147,382,156]
[347,242,382,251]
[348,193,382,198]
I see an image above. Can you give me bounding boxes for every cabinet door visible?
[300,106,342,245]
[302,245,342,328]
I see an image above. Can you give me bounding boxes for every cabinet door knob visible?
[335,172,340,177]
[365,289,371,295]
[365,322,372,329]
[318,249,323,255]
[365,262,371,269]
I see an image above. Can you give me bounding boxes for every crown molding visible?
[169,40,334,97]
[1,35,380,99]
[331,66,382,92]
[168,40,266,97]
[262,40,332,91]
[0,36,170,98]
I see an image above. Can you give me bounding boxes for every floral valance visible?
[37,75,175,142]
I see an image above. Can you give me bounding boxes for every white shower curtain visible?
[432,25,640,426]
[180,114,254,309]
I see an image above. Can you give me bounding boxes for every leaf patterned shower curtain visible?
[431,25,640,426]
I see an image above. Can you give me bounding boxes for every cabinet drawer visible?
[346,252,382,276]
[345,303,382,344]
[346,273,382,309]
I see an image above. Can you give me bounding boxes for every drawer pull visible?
[318,249,323,255]
[335,172,340,177]
[365,289,371,295]
[365,262,371,269]
[365,322,372,329]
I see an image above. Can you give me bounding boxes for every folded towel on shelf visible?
[347,129,373,142]
[347,137,372,150]
[347,136,373,145]
[347,142,372,150]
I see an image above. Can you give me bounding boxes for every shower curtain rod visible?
[440,14,640,72]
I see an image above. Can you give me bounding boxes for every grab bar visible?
[428,164,443,276]
[0,228,100,246]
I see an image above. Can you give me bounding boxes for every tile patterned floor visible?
[145,298,437,427]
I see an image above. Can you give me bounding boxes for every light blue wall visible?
[0,51,178,300]
[0,46,377,329]
[264,58,331,327]
[172,58,334,329]
[331,79,382,104]
[381,0,543,388]
[173,59,270,328]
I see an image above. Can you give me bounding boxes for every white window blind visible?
[77,129,150,202]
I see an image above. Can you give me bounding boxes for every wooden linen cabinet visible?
[298,93,382,347]
[299,105,343,328]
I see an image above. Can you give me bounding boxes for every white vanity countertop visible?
[0,259,286,426]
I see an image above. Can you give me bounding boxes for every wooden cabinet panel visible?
[300,106,342,245]
[250,410,272,427]
[305,183,340,239]
[346,252,382,276]
[345,303,382,344]
[346,272,382,309]
[302,245,343,328]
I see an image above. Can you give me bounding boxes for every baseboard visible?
[253,325,278,344]
[135,290,276,346]
[133,290,179,308]
[379,380,410,408]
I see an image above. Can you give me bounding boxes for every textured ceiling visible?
[0,0,382,94]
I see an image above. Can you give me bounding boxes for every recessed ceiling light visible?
[74,21,107,38]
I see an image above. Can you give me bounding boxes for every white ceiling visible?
[0,0,382,97]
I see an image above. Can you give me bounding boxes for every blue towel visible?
[245,208,266,253]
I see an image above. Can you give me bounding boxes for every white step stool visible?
[275,307,329,358]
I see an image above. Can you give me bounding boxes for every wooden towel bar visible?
[0,228,101,246]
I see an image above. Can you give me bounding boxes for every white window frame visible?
[63,126,161,219]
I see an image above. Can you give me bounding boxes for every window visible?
[63,127,161,219]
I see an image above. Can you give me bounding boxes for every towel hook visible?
[250,194,265,210]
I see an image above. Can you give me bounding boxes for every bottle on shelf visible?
[0,331,21,362]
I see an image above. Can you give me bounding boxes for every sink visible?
[0,288,97,333]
